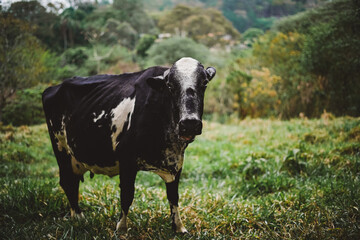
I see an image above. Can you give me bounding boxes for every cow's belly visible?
[71,157,119,177]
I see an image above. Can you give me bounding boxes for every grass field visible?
[1,117,359,239]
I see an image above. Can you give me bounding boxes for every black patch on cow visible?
[186,88,195,97]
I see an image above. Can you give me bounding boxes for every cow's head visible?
[147,57,216,142]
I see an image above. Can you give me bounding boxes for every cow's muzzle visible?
[178,119,202,142]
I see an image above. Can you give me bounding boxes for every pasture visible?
[0,117,359,239]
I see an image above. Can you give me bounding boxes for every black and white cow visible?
[42,57,216,233]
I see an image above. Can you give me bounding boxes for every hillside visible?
[143,0,327,32]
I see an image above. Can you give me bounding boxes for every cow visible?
[42,57,216,233]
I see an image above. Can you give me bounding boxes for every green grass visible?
[1,118,360,239]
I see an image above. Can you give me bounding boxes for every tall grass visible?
[0,118,359,239]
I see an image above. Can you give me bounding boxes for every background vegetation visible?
[0,0,359,239]
[1,0,359,124]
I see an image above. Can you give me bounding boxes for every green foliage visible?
[62,47,88,67]
[299,1,360,116]
[82,2,155,50]
[57,7,88,50]
[143,0,318,32]
[242,27,264,45]
[113,0,143,18]
[1,118,360,238]
[253,31,313,118]
[3,0,357,122]
[1,85,47,126]
[158,5,240,47]
[250,0,360,118]
[135,34,157,57]
[0,14,53,119]
[99,18,138,48]
[59,44,134,78]
[7,0,60,51]
[221,0,314,32]
[145,37,209,66]
[227,0,360,119]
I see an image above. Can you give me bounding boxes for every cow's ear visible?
[206,67,216,82]
[147,76,166,91]
[147,69,170,91]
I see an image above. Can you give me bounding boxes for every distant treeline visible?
[0,0,359,125]
[143,0,328,32]
[219,0,360,119]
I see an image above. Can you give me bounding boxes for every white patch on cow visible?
[175,57,199,91]
[52,115,120,177]
[116,210,127,231]
[70,208,84,219]
[174,57,201,121]
[110,97,136,151]
[54,116,73,156]
[93,110,105,123]
[49,119,53,127]
[155,170,176,183]
[171,205,187,233]
[82,161,120,177]
[71,156,87,175]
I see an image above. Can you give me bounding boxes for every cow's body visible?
[42,57,215,233]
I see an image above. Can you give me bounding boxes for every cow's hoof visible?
[176,228,190,236]
[174,225,188,234]
[70,209,84,219]
[116,220,127,233]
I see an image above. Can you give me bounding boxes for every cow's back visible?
[42,67,167,172]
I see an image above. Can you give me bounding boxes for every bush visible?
[62,47,88,67]
[145,37,209,67]
[1,85,46,126]
[242,27,264,45]
[59,45,134,78]
[135,34,156,57]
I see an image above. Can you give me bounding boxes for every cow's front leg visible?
[116,167,137,232]
[166,168,188,233]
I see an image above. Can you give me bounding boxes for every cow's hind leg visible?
[166,169,188,233]
[48,131,83,218]
[116,167,137,232]
[59,158,83,218]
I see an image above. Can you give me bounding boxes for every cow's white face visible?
[147,57,216,142]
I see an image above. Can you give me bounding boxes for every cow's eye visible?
[167,82,174,91]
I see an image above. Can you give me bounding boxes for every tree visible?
[253,31,315,118]
[100,19,138,48]
[242,28,264,45]
[275,0,360,116]
[112,0,155,34]
[136,34,157,57]
[158,5,240,47]
[300,1,360,116]
[0,14,50,120]
[158,5,195,37]
[83,3,155,50]
[1,85,46,126]
[59,7,87,50]
[7,1,60,50]
[145,37,209,67]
